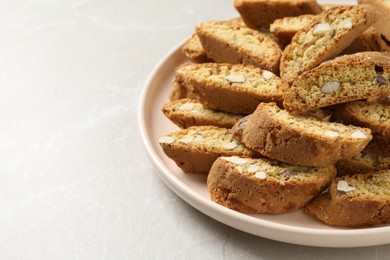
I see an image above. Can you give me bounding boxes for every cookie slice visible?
[270,13,389,52]
[306,169,390,227]
[342,26,390,54]
[234,0,322,30]
[358,0,390,41]
[195,21,282,74]
[158,126,257,174]
[207,156,336,214]
[270,14,315,48]
[181,33,213,63]
[336,149,390,176]
[170,63,287,114]
[280,5,378,84]
[232,102,372,167]
[333,100,390,156]
[283,52,390,113]
[181,18,245,63]
[162,98,243,129]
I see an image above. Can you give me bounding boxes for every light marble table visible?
[1,0,390,259]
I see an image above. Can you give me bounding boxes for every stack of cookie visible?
[158,0,390,228]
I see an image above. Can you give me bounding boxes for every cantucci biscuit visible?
[181,18,245,63]
[170,63,287,114]
[358,0,390,41]
[232,102,372,167]
[306,169,390,227]
[333,100,390,156]
[270,14,315,48]
[162,98,243,129]
[283,52,390,113]
[158,126,257,174]
[182,34,213,63]
[196,21,282,74]
[234,0,322,30]
[336,149,390,176]
[280,5,378,84]
[342,26,390,54]
[270,13,389,52]
[207,156,336,214]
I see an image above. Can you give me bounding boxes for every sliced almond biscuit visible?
[232,102,372,167]
[158,126,257,174]
[333,100,390,156]
[234,0,322,30]
[280,5,378,84]
[181,18,245,63]
[207,156,336,214]
[162,98,243,129]
[170,63,287,115]
[270,13,389,52]
[270,14,316,48]
[283,51,390,113]
[181,33,213,63]
[195,20,282,74]
[336,149,390,176]
[306,169,390,227]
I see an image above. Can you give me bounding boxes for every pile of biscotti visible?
[158,0,390,228]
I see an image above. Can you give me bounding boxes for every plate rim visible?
[137,39,390,248]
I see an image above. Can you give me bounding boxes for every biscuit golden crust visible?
[158,126,257,174]
[233,103,372,167]
[208,156,336,214]
[336,149,390,176]
[280,5,379,84]
[306,170,390,227]
[196,21,282,74]
[283,52,390,113]
[162,98,243,129]
[171,63,287,114]
[333,100,390,156]
[234,0,322,29]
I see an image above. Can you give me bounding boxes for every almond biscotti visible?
[162,98,243,129]
[358,0,390,41]
[181,18,245,63]
[207,156,336,214]
[333,100,390,156]
[270,13,390,52]
[170,63,287,114]
[270,14,315,48]
[280,5,378,84]
[305,169,390,227]
[336,149,390,176]
[234,0,322,30]
[342,26,390,54]
[232,102,372,167]
[283,52,390,114]
[158,126,257,174]
[181,34,213,63]
[195,21,282,74]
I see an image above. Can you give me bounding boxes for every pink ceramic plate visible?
[138,41,390,248]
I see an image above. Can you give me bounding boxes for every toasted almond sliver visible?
[254,171,267,180]
[158,136,175,144]
[247,164,261,173]
[337,180,355,193]
[223,141,238,150]
[313,22,333,35]
[324,130,340,140]
[221,156,247,165]
[350,130,367,139]
[225,74,246,83]
[262,70,273,80]
[178,103,196,111]
[338,19,353,29]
